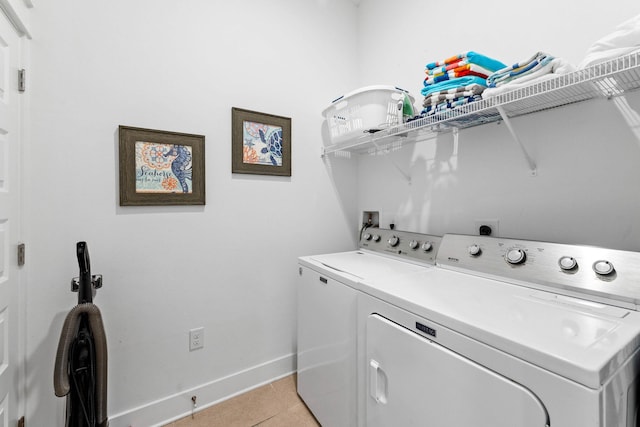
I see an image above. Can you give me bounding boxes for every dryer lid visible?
[361,267,640,389]
[366,313,550,427]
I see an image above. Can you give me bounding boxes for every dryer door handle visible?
[369,359,388,404]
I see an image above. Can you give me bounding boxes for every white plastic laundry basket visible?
[322,85,415,145]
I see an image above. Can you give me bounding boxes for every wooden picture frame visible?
[118,125,205,206]
[232,107,291,176]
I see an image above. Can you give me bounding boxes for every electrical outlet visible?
[474,219,499,236]
[189,327,204,351]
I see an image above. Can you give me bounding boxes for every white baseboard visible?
[108,352,296,427]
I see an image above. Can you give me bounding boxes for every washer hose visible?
[54,303,108,427]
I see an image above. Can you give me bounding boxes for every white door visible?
[366,314,549,427]
[0,7,24,427]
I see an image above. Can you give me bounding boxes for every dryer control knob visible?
[558,256,577,271]
[408,240,419,250]
[468,244,481,256]
[372,235,381,242]
[388,235,400,247]
[363,233,372,241]
[593,260,615,276]
[422,241,433,252]
[505,248,526,265]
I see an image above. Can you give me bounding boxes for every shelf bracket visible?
[496,106,537,176]
[371,140,412,184]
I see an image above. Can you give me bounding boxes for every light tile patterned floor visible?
[164,374,320,427]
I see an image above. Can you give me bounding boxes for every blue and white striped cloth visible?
[487,52,555,88]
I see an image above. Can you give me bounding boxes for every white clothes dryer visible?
[358,234,640,427]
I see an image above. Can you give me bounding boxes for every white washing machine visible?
[358,233,640,427]
[297,228,442,427]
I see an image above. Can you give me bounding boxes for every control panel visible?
[437,234,640,309]
[360,228,441,265]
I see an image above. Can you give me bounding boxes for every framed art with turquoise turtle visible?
[232,107,291,176]
[118,125,205,206]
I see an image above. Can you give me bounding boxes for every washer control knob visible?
[593,260,615,276]
[372,235,381,242]
[558,256,577,271]
[408,240,419,250]
[468,244,481,256]
[363,233,372,241]
[388,235,400,247]
[422,241,433,252]
[505,248,526,265]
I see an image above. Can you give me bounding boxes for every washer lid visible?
[300,250,430,284]
[361,267,640,389]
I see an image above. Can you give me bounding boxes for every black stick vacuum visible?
[54,242,108,427]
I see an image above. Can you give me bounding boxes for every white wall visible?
[356,0,640,251]
[24,1,640,425]
[25,1,359,425]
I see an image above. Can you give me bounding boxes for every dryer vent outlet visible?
[362,211,379,227]
[479,225,492,236]
[475,219,499,236]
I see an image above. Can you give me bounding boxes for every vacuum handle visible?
[76,241,93,303]
[77,241,90,275]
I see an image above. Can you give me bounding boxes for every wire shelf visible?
[322,51,640,157]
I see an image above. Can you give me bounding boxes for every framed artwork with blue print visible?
[232,107,291,176]
[118,125,206,206]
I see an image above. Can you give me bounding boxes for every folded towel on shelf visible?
[420,76,488,97]
[578,14,640,68]
[421,94,482,116]
[422,83,486,107]
[427,58,472,76]
[487,52,556,88]
[424,63,496,86]
[418,52,503,120]
[426,51,506,74]
[482,57,575,98]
